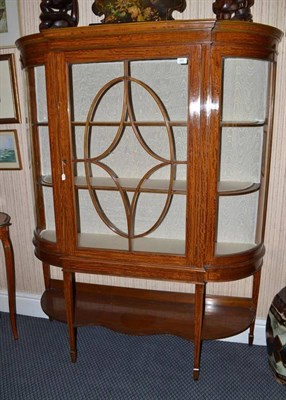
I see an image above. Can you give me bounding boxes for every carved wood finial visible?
[39,0,79,31]
[92,0,186,24]
[213,0,255,21]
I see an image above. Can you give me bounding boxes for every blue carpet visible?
[0,312,285,399]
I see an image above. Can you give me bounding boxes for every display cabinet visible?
[16,3,282,379]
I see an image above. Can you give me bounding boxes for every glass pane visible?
[222,58,269,122]
[35,66,48,123]
[217,192,259,249]
[43,187,56,231]
[70,59,188,254]
[71,62,123,121]
[38,126,51,176]
[220,126,263,183]
[134,194,186,240]
[130,59,188,121]
[77,189,128,251]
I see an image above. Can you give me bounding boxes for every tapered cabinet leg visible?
[1,223,18,340]
[193,283,205,380]
[42,262,54,321]
[249,268,262,346]
[43,262,51,290]
[63,270,77,362]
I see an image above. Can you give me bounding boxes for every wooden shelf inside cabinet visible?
[215,241,257,255]
[41,279,255,341]
[76,176,187,194]
[220,120,266,127]
[41,176,53,187]
[39,230,257,255]
[41,175,260,196]
[218,181,260,196]
[41,176,186,193]
[71,121,188,127]
[40,230,186,254]
[32,122,49,127]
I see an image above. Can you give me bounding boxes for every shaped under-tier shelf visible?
[41,279,255,341]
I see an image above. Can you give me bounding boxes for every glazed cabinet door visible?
[25,44,202,265]
[69,57,191,255]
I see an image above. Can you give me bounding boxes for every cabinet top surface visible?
[16,19,282,53]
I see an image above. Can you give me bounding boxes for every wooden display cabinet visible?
[16,4,282,379]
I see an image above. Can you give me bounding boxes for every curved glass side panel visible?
[216,58,271,255]
[30,66,56,242]
[222,58,269,123]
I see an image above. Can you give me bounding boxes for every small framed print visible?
[0,0,21,47]
[0,54,21,123]
[0,129,22,170]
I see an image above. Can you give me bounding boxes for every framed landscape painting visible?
[0,54,21,123]
[0,129,22,170]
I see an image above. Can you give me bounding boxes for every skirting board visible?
[0,289,267,346]
[0,289,47,319]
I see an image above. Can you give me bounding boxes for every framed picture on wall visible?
[0,0,21,47]
[0,129,22,170]
[0,54,21,123]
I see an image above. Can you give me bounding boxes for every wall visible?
[0,0,285,320]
